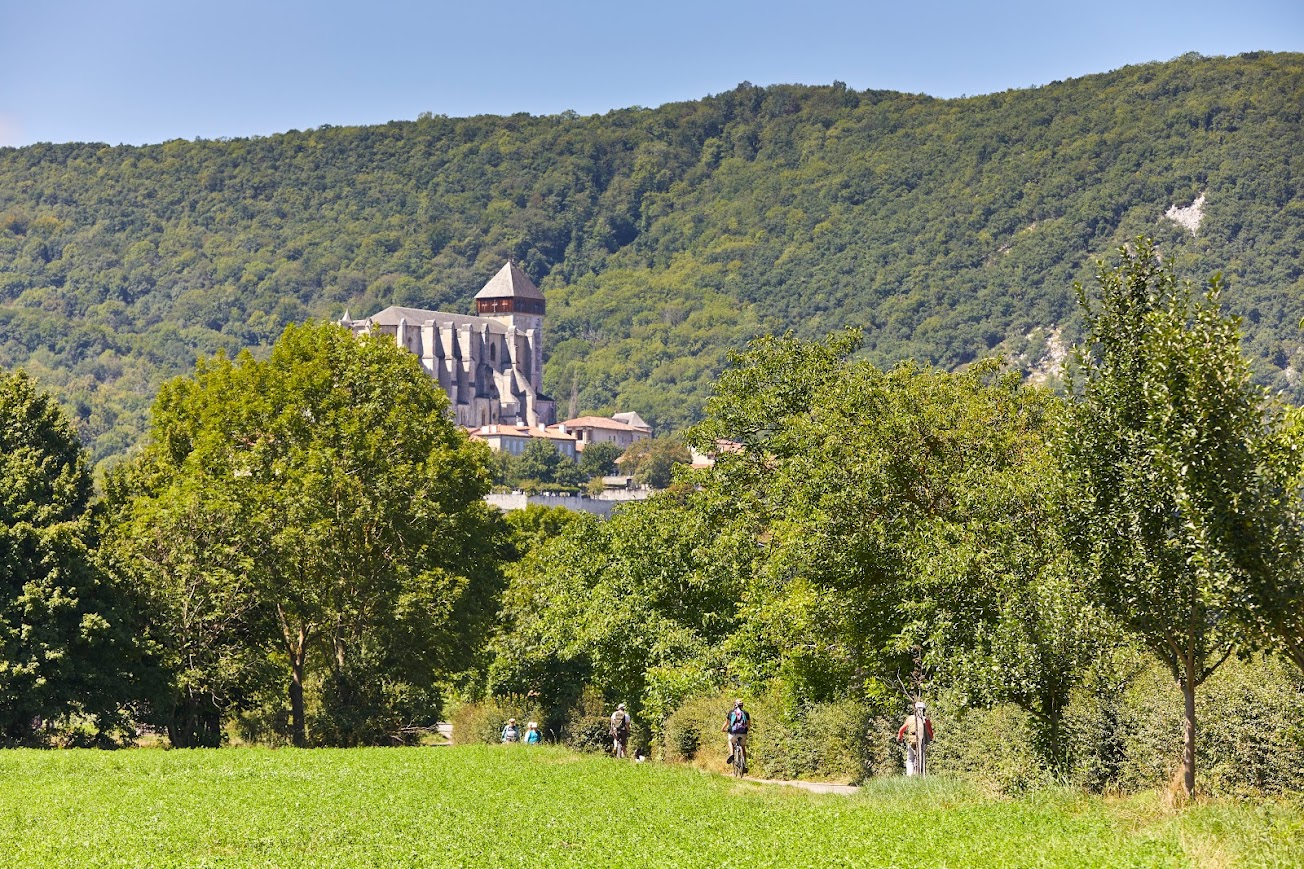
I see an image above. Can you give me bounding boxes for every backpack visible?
[611,712,629,736]
[728,709,749,734]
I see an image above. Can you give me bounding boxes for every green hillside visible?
[1,51,1301,463]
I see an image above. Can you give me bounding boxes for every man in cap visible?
[610,703,631,758]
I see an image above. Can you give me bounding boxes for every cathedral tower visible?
[474,261,546,395]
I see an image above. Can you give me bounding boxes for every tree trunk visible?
[1047,705,1063,776]
[289,649,307,748]
[1283,634,1304,677]
[1181,658,1197,798]
[277,605,310,748]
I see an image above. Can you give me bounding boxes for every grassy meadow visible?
[0,745,1300,868]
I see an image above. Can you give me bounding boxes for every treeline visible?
[1,52,1302,465]
[477,243,1304,797]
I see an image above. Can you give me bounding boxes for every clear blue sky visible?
[2,0,1300,148]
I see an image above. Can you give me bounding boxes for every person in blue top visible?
[501,718,521,743]
[722,699,750,770]
[525,722,541,744]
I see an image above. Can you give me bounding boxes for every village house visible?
[557,411,652,451]
[468,423,579,461]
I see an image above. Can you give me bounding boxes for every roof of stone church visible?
[357,305,510,333]
[474,261,545,301]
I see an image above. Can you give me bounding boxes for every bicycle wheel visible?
[732,742,746,777]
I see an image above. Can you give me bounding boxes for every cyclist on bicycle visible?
[722,699,750,770]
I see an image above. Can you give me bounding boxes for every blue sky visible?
[2,0,1300,148]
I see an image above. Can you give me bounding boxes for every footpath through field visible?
[747,777,859,795]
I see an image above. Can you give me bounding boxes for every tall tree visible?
[619,436,692,489]
[107,323,508,746]
[1063,239,1289,796]
[101,470,277,747]
[0,370,140,743]
[692,331,1090,734]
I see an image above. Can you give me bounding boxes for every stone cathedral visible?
[340,262,556,428]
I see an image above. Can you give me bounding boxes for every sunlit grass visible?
[0,745,1298,867]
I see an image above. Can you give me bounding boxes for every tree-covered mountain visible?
[1,51,1300,465]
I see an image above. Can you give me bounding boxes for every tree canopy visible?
[103,323,509,745]
[0,370,141,743]
[0,53,1300,464]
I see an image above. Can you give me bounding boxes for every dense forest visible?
[0,51,1301,464]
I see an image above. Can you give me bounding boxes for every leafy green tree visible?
[554,458,589,488]
[489,486,753,728]
[1241,406,1304,674]
[0,370,141,743]
[100,470,278,747]
[1063,239,1292,796]
[619,436,692,489]
[107,323,508,746]
[502,503,584,559]
[692,330,1108,766]
[578,440,623,479]
[513,438,566,486]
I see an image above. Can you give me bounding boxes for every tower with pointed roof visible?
[341,262,554,428]
[474,261,545,397]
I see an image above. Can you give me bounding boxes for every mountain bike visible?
[730,737,748,777]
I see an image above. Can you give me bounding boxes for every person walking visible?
[501,717,521,744]
[610,703,631,758]
[525,721,541,744]
[896,701,934,775]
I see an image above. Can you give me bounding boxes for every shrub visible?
[449,695,544,745]
[1105,655,1304,796]
[931,655,1304,796]
[661,693,894,783]
[561,687,628,754]
[925,697,1053,794]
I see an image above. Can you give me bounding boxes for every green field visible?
[0,746,1300,868]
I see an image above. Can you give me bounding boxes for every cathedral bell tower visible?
[474,261,549,419]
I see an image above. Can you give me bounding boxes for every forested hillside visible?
[1,51,1300,463]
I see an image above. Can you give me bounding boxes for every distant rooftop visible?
[560,416,646,432]
[469,424,577,442]
[474,261,545,301]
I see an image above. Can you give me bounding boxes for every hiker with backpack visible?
[610,703,631,758]
[896,700,934,775]
[722,699,750,772]
[501,717,521,744]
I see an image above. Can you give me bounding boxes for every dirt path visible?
[747,778,859,795]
